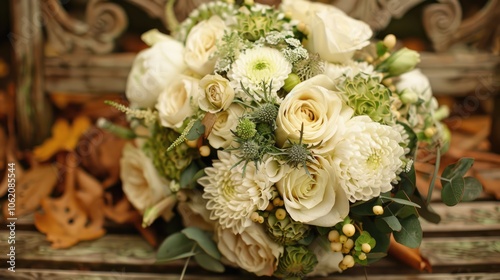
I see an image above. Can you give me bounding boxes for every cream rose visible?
[126,35,187,108]
[276,155,349,227]
[120,143,170,214]
[275,75,353,155]
[184,15,226,76]
[198,74,235,113]
[207,103,245,149]
[156,75,201,130]
[281,0,372,64]
[216,223,284,277]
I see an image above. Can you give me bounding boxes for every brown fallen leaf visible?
[388,234,432,272]
[2,164,58,218]
[34,153,106,248]
[103,195,159,248]
[78,127,126,188]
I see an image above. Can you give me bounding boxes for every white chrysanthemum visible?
[228,47,292,99]
[198,151,274,234]
[332,116,405,202]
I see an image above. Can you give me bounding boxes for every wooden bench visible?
[1,200,500,279]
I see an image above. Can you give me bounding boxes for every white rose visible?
[126,35,187,108]
[207,103,245,149]
[156,75,201,130]
[277,156,349,227]
[216,223,284,277]
[276,74,353,155]
[199,74,235,113]
[120,143,170,214]
[324,61,375,82]
[184,15,226,76]
[281,0,372,64]
[263,156,286,183]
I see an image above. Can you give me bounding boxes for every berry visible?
[373,205,384,215]
[342,224,356,237]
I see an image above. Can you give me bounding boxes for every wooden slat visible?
[0,269,499,280]
[1,230,500,275]
[421,202,500,234]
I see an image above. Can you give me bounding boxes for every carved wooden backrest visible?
[11,0,500,147]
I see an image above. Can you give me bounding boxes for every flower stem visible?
[179,244,197,280]
[426,146,441,205]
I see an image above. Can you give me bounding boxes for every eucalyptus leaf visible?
[461,177,483,202]
[379,215,402,232]
[156,232,196,262]
[411,188,441,224]
[180,162,202,189]
[361,217,390,264]
[398,164,416,195]
[393,215,422,248]
[441,158,474,179]
[380,195,421,208]
[350,197,381,216]
[182,227,221,260]
[186,119,205,141]
[441,176,465,206]
[194,252,225,273]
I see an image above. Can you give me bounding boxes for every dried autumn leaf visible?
[2,164,58,217]
[75,167,105,231]
[34,154,105,249]
[33,116,92,161]
[33,119,71,161]
[388,234,432,272]
[77,127,126,188]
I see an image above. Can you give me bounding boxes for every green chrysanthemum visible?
[143,124,198,181]
[266,212,311,246]
[274,246,318,279]
[338,73,394,125]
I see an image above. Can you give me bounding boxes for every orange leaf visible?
[388,234,432,272]
[34,153,105,249]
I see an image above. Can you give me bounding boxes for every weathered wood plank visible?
[0,269,499,280]
[421,202,500,234]
[1,230,500,275]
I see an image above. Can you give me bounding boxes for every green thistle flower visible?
[143,124,198,180]
[240,140,260,161]
[274,246,318,279]
[236,118,257,140]
[253,103,278,125]
[266,212,311,246]
[338,73,394,125]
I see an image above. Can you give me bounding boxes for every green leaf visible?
[380,195,421,208]
[399,166,417,195]
[350,197,381,216]
[194,252,225,273]
[461,177,483,202]
[393,215,422,248]
[388,191,419,219]
[186,119,205,141]
[181,227,221,260]
[397,122,418,157]
[411,188,441,224]
[156,232,196,262]
[379,216,402,232]
[361,217,390,264]
[441,176,465,206]
[180,162,202,189]
[441,158,474,179]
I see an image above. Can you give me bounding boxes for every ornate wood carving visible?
[42,0,128,55]
[423,0,500,52]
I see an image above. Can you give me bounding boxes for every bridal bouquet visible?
[106,0,482,278]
